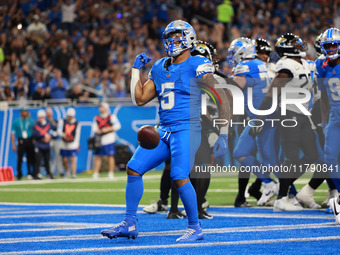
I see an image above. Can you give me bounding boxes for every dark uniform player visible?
[253,33,318,211]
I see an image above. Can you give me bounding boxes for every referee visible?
[11,108,35,180]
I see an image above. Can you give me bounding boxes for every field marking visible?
[2,236,340,254]
[0,222,339,244]
[0,208,333,220]
[0,174,162,186]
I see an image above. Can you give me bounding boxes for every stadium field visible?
[0,172,338,254]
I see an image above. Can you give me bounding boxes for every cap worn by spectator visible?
[67,108,76,117]
[37,109,46,118]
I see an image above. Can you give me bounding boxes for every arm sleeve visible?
[195,57,215,79]
[92,117,98,133]
[111,115,121,131]
[57,119,65,137]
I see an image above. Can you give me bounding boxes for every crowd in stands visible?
[0,0,339,103]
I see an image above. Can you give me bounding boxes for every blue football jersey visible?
[149,55,214,132]
[316,56,340,108]
[233,59,269,118]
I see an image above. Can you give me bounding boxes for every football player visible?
[316,27,340,223]
[296,32,338,209]
[254,38,276,79]
[101,20,229,242]
[227,38,279,207]
[252,33,318,211]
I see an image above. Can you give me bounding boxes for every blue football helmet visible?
[162,20,197,57]
[320,28,340,60]
[226,37,256,67]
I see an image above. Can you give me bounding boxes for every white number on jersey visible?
[160,82,175,110]
[328,78,340,101]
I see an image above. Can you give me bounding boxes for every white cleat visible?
[257,181,278,206]
[92,173,99,179]
[108,172,115,179]
[329,197,340,224]
[274,197,304,212]
[296,184,321,209]
[143,200,168,214]
[322,189,339,208]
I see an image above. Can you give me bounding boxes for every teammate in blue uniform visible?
[316,28,340,223]
[227,38,279,207]
[101,20,229,242]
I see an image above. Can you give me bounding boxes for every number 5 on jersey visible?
[161,82,175,110]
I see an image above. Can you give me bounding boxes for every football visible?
[137,125,160,149]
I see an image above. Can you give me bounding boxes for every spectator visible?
[96,70,116,100]
[27,14,48,45]
[21,45,38,76]
[11,108,35,180]
[89,29,112,71]
[49,68,69,99]
[57,108,80,178]
[68,58,83,87]
[32,109,54,179]
[92,102,121,179]
[217,0,234,42]
[53,39,72,79]
[59,0,82,35]
[3,86,15,101]
[46,107,63,177]
[32,82,49,101]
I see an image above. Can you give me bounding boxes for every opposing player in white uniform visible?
[252,33,318,211]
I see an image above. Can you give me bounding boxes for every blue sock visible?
[241,155,271,183]
[177,181,199,226]
[125,175,143,219]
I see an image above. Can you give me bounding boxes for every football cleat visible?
[199,210,213,219]
[274,197,303,212]
[329,197,340,224]
[326,206,333,214]
[234,194,252,207]
[101,218,138,239]
[143,200,168,214]
[202,200,210,211]
[322,189,339,208]
[176,224,204,242]
[167,210,186,219]
[108,172,114,179]
[257,181,278,206]
[296,184,321,209]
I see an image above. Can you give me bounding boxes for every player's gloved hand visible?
[249,126,263,138]
[213,134,228,160]
[133,53,151,70]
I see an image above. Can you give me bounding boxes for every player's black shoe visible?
[198,210,213,219]
[167,210,186,219]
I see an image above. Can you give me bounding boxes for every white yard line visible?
[2,236,340,254]
[0,174,162,186]
[0,222,339,244]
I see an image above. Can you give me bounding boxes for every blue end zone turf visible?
[0,204,339,254]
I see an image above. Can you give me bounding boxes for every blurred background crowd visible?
[0,0,339,104]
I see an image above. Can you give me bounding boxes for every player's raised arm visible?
[130,53,157,106]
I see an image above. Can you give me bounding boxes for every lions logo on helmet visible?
[226,37,256,67]
[162,20,197,57]
[320,28,340,60]
[275,33,307,58]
